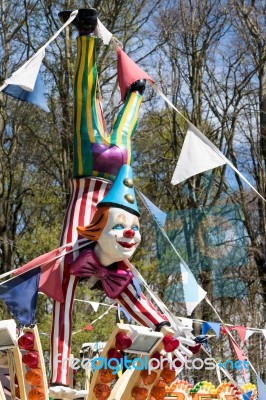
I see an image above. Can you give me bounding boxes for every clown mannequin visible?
[49,9,195,399]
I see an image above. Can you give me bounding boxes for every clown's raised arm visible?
[50,8,171,395]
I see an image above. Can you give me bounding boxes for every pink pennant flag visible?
[117,47,154,101]
[13,244,69,302]
[229,336,247,378]
[229,337,247,361]
[234,326,247,342]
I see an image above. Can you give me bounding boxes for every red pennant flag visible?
[13,245,66,302]
[234,326,247,342]
[39,258,64,302]
[117,47,154,101]
[221,326,233,335]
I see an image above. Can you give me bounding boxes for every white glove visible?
[175,336,195,357]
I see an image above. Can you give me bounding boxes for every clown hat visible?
[97,165,140,216]
[117,46,154,101]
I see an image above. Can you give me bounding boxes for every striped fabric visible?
[50,177,111,385]
[73,36,142,180]
[117,286,168,328]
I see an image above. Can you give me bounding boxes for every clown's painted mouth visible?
[117,241,136,249]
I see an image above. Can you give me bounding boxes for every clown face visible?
[94,207,141,266]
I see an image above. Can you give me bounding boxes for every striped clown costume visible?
[50,34,169,388]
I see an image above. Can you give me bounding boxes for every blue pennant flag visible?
[257,374,266,400]
[0,268,41,326]
[194,335,212,353]
[242,391,252,400]
[138,192,167,228]
[202,321,220,337]
[2,72,49,112]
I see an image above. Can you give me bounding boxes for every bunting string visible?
[72,305,114,335]
[0,238,90,283]
[138,189,262,379]
[74,299,116,308]
[205,297,257,375]
[151,84,266,203]
[73,298,266,337]
[136,186,207,316]
[187,317,266,335]
[0,10,78,94]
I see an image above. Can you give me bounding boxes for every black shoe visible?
[128,79,146,96]
[58,8,98,36]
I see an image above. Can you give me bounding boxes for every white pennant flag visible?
[171,126,226,185]
[95,19,113,45]
[245,329,254,341]
[0,10,78,94]
[89,301,100,312]
[180,262,207,315]
[4,49,45,92]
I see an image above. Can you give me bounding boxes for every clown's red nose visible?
[123,229,135,238]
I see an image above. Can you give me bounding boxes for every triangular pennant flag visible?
[245,329,254,341]
[0,268,40,326]
[95,19,112,45]
[171,127,226,185]
[5,49,45,91]
[229,336,246,361]
[138,192,167,228]
[89,302,100,312]
[180,261,207,315]
[221,326,233,335]
[152,84,265,201]
[234,325,247,342]
[3,71,49,112]
[117,47,154,101]
[202,322,211,335]
[256,374,266,400]
[208,322,220,337]
[39,258,64,302]
[194,335,212,353]
[228,336,247,378]
[202,321,220,337]
[243,391,252,400]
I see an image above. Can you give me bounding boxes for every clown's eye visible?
[132,225,139,231]
[113,224,125,230]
